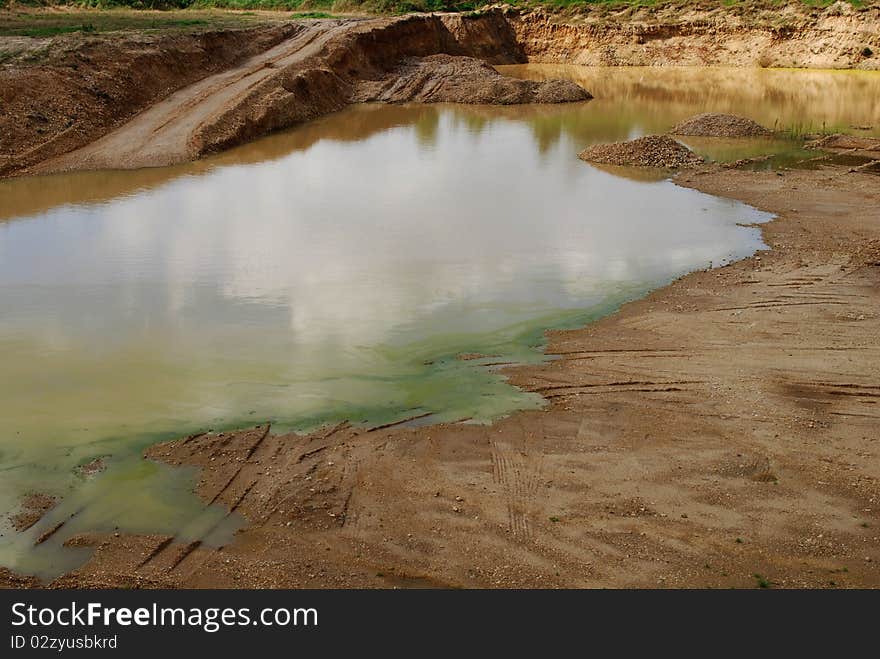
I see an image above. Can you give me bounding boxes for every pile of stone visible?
[670,112,772,138]
[578,135,704,168]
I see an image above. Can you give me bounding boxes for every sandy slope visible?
[511,3,880,69]
[32,21,351,172]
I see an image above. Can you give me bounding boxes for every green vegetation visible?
[0,0,872,20]
[10,22,95,36]
[2,18,222,37]
[188,0,335,11]
[753,573,771,588]
[0,0,873,40]
[0,8,261,37]
[0,0,479,11]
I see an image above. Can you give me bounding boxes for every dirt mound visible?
[806,134,880,155]
[9,492,57,532]
[670,113,772,138]
[0,568,40,589]
[578,135,704,168]
[354,54,590,105]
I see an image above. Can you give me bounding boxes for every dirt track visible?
[13,163,873,590]
[0,22,302,178]
[34,21,351,172]
[21,13,586,175]
[2,12,533,177]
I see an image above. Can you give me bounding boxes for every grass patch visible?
[7,22,95,37]
[2,18,215,37]
[779,119,836,139]
[159,18,209,26]
[753,573,771,588]
[0,9,262,38]
[0,0,480,13]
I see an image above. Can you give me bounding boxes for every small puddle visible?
[2,65,878,579]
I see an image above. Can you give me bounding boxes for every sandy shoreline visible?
[3,161,876,589]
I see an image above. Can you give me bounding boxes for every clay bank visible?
[1,12,584,177]
[2,3,880,177]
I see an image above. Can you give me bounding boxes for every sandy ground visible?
[31,21,350,173]
[4,162,872,590]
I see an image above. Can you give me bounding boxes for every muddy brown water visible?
[1,65,877,579]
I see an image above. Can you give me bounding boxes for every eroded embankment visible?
[509,2,880,69]
[187,13,584,162]
[4,11,587,176]
[0,23,300,178]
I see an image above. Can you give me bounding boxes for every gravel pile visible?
[578,135,704,168]
[670,113,772,138]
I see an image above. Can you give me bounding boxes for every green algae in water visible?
[0,285,648,580]
[0,86,785,578]
[0,455,242,581]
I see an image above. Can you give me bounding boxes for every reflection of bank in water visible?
[500,64,880,140]
[7,65,880,221]
[584,162,673,183]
